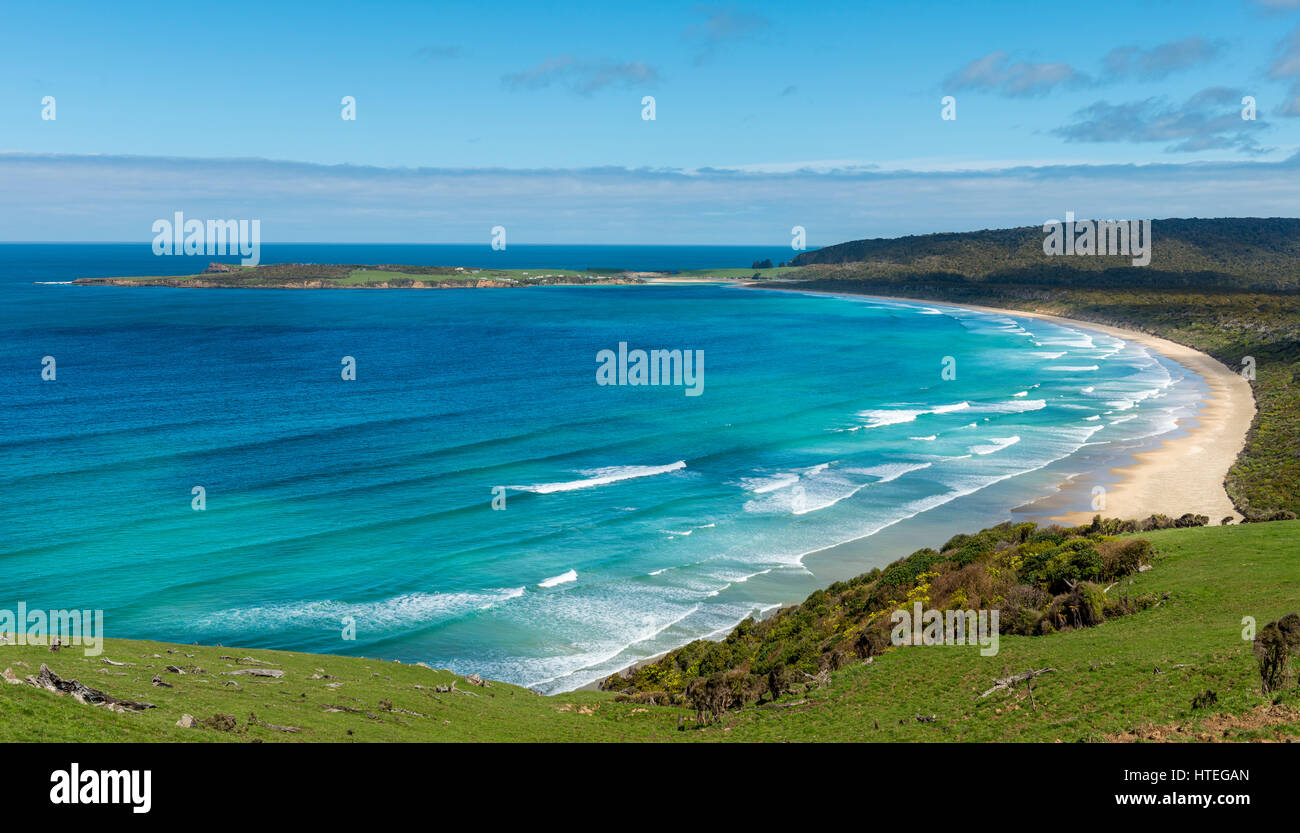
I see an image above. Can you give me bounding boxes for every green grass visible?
[5,521,1297,742]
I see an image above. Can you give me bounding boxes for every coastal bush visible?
[1244,508,1298,523]
[929,561,997,611]
[1101,590,1157,619]
[1020,539,1102,592]
[879,548,941,587]
[853,626,891,659]
[604,517,1170,713]
[1254,613,1300,693]
[767,662,795,699]
[1099,538,1153,581]
[1000,584,1052,636]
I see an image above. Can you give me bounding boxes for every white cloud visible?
[2,152,1297,245]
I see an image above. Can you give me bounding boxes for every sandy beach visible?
[998,310,1255,525]
[752,287,1256,525]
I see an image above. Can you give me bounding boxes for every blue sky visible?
[2,0,1300,243]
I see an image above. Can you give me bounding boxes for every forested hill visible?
[788,218,1300,291]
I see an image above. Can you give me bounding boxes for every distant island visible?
[73,262,646,289]
[70,262,801,289]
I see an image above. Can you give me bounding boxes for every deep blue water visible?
[0,244,1203,691]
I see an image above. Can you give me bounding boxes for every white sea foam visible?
[664,521,716,536]
[968,436,1021,455]
[1044,365,1100,372]
[741,472,800,493]
[538,569,578,588]
[852,408,926,428]
[511,461,685,493]
[971,398,1046,414]
[196,586,527,631]
[853,401,969,429]
[847,462,934,483]
[1037,331,1095,349]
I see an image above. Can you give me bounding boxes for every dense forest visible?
[789,218,1300,292]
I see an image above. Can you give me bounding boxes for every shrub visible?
[853,627,890,659]
[1138,514,1174,531]
[1021,539,1102,592]
[1255,613,1300,693]
[1099,538,1153,581]
[1102,591,1157,618]
[1000,584,1051,636]
[1044,582,1107,631]
[879,548,941,587]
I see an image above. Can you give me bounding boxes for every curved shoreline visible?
[747,285,1255,526]
[584,285,1256,691]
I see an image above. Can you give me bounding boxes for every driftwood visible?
[220,668,284,678]
[28,664,155,710]
[980,667,1057,698]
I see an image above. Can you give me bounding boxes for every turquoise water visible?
[0,245,1203,691]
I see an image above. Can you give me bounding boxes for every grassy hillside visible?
[4,521,1297,742]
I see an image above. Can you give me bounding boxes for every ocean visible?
[0,244,1206,691]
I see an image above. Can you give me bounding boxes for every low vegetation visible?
[600,515,1203,720]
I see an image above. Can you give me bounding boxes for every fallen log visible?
[980,667,1057,698]
[28,664,155,711]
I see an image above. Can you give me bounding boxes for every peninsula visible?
[72,262,650,289]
